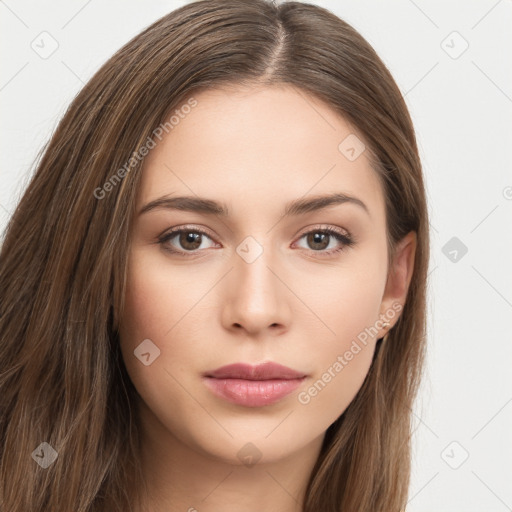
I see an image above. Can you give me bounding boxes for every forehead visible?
[138,84,385,219]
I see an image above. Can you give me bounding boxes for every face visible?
[119,84,414,467]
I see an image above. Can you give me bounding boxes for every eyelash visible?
[157,224,355,258]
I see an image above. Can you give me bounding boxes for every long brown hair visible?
[0,1,429,510]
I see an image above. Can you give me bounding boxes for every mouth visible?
[202,362,307,408]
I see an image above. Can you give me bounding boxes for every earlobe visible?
[378,231,417,334]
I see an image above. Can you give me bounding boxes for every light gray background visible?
[1,1,511,510]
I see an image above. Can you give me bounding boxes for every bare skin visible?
[119,84,416,512]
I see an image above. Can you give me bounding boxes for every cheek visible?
[118,245,214,383]
[118,251,181,390]
[117,256,200,432]
[303,251,386,344]
[293,253,385,418]
[296,344,375,428]
[119,248,195,343]
[296,281,381,423]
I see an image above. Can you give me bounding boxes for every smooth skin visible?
[119,84,416,512]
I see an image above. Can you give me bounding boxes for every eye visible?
[293,226,354,256]
[158,226,217,255]
[157,224,355,258]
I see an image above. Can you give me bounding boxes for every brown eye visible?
[158,227,217,255]
[306,232,330,251]
[295,227,354,256]
[178,232,203,251]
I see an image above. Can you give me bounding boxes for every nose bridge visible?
[234,235,279,311]
[222,234,289,334]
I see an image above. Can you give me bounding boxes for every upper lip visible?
[205,362,306,380]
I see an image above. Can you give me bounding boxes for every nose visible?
[220,244,291,337]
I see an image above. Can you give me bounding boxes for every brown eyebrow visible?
[139,192,370,218]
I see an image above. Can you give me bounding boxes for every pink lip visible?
[203,362,307,407]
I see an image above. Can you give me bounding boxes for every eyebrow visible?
[139,192,370,218]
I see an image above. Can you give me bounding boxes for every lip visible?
[203,362,307,407]
[205,362,306,380]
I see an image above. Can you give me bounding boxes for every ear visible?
[377,231,417,338]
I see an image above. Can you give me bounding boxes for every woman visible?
[0,1,429,510]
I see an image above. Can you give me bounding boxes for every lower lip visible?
[203,377,305,407]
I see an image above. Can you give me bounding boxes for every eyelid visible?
[158,224,217,241]
[292,223,351,241]
[159,223,351,242]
